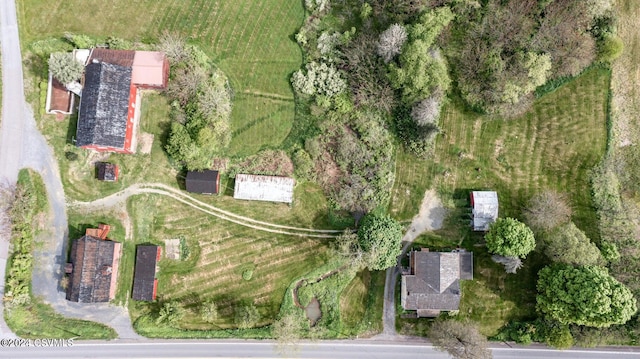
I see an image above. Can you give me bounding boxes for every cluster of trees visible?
[516,189,638,341]
[161,33,232,171]
[449,0,614,116]
[333,213,403,271]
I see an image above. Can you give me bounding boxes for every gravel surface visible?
[381,189,446,337]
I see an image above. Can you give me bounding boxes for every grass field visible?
[390,68,609,235]
[123,194,330,329]
[392,67,609,336]
[18,0,303,157]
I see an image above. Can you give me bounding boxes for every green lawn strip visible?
[121,194,330,334]
[6,299,117,339]
[339,269,385,336]
[4,169,115,339]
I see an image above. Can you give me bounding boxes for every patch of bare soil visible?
[165,238,180,260]
[402,189,446,246]
[138,132,154,154]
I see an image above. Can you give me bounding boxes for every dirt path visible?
[380,189,446,338]
[71,183,342,239]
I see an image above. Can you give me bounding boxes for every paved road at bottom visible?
[2,340,640,359]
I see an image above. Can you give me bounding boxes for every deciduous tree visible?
[537,264,637,327]
[200,300,218,323]
[272,312,305,356]
[543,222,602,266]
[523,191,572,232]
[429,320,493,359]
[485,218,535,258]
[377,24,408,63]
[357,213,403,270]
[235,302,261,329]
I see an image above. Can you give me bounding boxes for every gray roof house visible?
[401,249,473,317]
[471,191,499,231]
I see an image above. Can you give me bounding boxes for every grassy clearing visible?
[391,68,608,233]
[339,269,385,336]
[392,68,609,337]
[124,194,330,331]
[6,299,117,339]
[18,0,303,157]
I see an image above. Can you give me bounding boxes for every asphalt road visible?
[2,340,640,359]
[0,0,26,339]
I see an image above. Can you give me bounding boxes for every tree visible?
[429,320,493,359]
[200,300,218,323]
[272,312,305,356]
[357,213,403,271]
[235,302,261,329]
[48,52,84,85]
[537,264,637,327]
[156,301,185,325]
[485,218,535,258]
[543,222,602,266]
[159,31,189,64]
[523,191,572,232]
[491,255,523,274]
[411,93,442,126]
[377,24,408,63]
[388,7,454,104]
[291,61,347,98]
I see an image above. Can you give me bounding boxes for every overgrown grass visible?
[18,0,303,158]
[6,299,117,339]
[123,194,330,332]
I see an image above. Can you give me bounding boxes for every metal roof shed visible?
[471,191,499,231]
[233,174,295,204]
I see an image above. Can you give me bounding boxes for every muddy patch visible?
[305,297,322,326]
[138,132,154,154]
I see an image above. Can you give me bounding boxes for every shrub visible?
[242,269,253,281]
[597,34,624,63]
[48,52,84,85]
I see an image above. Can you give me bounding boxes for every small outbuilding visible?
[470,191,499,231]
[97,162,119,182]
[185,170,220,194]
[233,174,295,204]
[132,245,161,301]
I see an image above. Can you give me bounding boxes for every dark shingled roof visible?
[185,170,220,194]
[66,235,121,303]
[132,245,160,301]
[401,251,473,312]
[97,162,118,181]
[76,62,132,149]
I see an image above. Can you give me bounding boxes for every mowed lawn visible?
[18,0,303,157]
[391,68,609,335]
[390,67,609,232]
[127,194,330,329]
